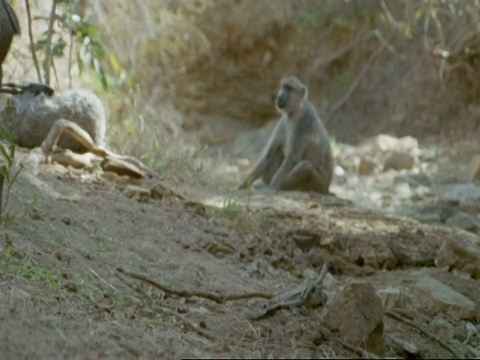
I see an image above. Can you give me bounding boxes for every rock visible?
[387,236,436,267]
[441,183,480,206]
[334,164,345,177]
[435,236,480,279]
[323,283,385,355]
[430,316,454,341]
[445,212,480,233]
[438,203,459,222]
[393,182,412,198]
[394,172,432,187]
[360,134,419,154]
[419,148,438,162]
[124,185,151,201]
[468,155,480,182]
[402,341,419,356]
[358,157,377,175]
[377,286,407,309]
[414,276,476,320]
[383,153,415,171]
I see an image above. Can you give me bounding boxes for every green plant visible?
[0,109,22,226]
[1,247,63,286]
[208,186,244,225]
[26,0,108,89]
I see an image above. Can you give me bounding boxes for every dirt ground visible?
[0,132,479,359]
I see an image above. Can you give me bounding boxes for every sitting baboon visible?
[0,0,20,83]
[239,76,333,194]
[0,82,106,153]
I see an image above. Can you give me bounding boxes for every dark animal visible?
[0,1,20,83]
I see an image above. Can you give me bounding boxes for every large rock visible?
[323,283,385,355]
[414,276,476,320]
[435,236,480,279]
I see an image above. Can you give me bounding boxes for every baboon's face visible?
[275,77,307,114]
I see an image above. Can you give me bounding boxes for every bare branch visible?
[43,0,58,86]
[25,0,42,82]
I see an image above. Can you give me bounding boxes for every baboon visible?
[239,76,333,194]
[0,82,152,178]
[0,0,20,83]
[0,82,106,153]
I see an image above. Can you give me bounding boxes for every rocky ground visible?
[0,129,479,359]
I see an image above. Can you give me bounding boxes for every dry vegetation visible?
[83,0,480,166]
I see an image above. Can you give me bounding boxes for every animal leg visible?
[40,118,108,157]
[262,148,284,185]
[280,160,329,193]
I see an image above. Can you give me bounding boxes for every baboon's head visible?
[275,76,308,115]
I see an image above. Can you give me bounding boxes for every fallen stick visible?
[116,267,273,304]
[252,261,329,320]
[385,309,461,358]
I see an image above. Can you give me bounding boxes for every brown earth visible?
[1,139,479,359]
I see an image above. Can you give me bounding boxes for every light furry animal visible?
[239,76,333,194]
[0,83,106,153]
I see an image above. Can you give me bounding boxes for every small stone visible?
[124,185,151,201]
[61,217,72,225]
[453,323,468,342]
[383,153,415,171]
[377,286,407,309]
[402,341,418,355]
[358,157,377,175]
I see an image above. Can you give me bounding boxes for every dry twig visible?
[116,267,273,304]
[43,0,57,86]
[316,323,380,359]
[306,30,377,79]
[252,261,329,320]
[327,43,386,118]
[25,0,42,82]
[385,309,461,358]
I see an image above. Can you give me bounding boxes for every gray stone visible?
[383,153,415,171]
[377,286,407,309]
[415,276,476,320]
[358,157,377,175]
[435,236,480,279]
[445,212,480,233]
[323,283,385,355]
[441,183,480,206]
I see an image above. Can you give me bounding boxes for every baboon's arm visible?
[238,119,284,189]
